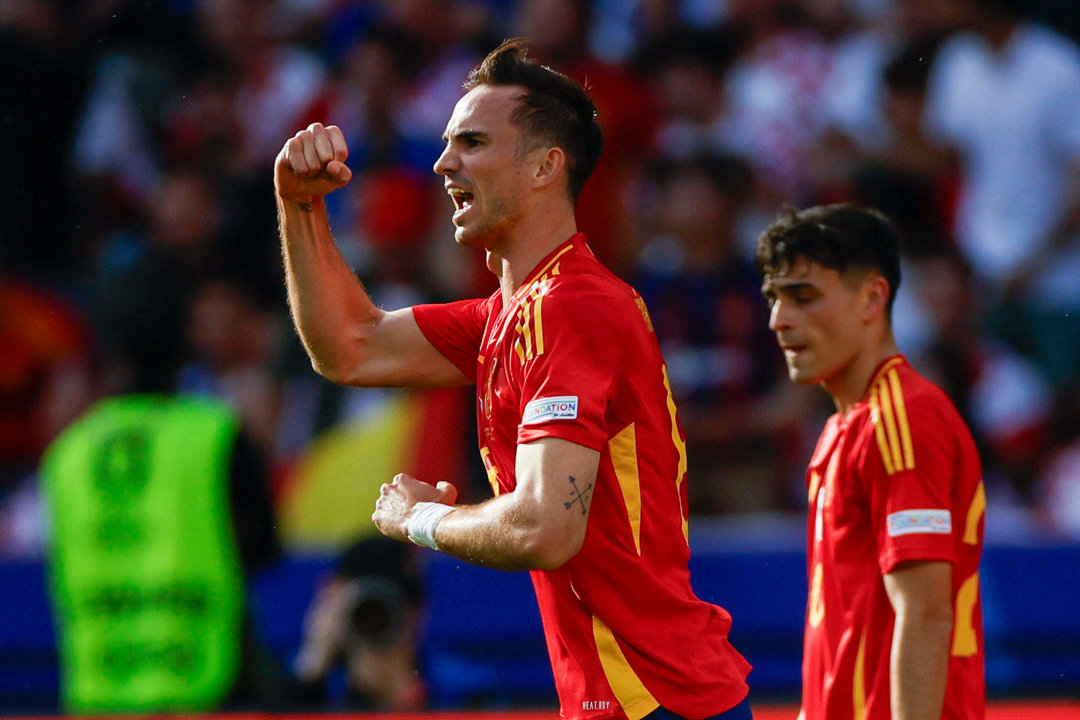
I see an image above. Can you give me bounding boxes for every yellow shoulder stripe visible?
[513,279,551,363]
[869,370,914,475]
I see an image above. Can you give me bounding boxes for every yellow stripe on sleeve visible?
[888,370,915,470]
[876,378,904,473]
[532,288,544,356]
[869,390,896,475]
[512,328,525,363]
[520,302,534,360]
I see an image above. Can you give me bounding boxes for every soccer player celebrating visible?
[756,204,986,720]
[275,39,751,720]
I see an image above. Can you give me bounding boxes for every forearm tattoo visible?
[564,475,594,516]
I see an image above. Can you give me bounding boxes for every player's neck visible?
[491,210,578,304]
[825,337,900,416]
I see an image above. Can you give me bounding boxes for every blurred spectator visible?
[290,536,426,711]
[721,0,835,201]
[634,153,799,512]
[923,0,1080,386]
[0,268,94,554]
[197,0,328,174]
[384,0,492,173]
[514,0,658,272]
[180,276,284,455]
[39,259,282,712]
[634,25,742,162]
[69,0,203,242]
[1035,390,1080,538]
[849,34,957,246]
[0,0,86,283]
[904,251,1053,502]
[297,24,421,241]
[811,0,894,153]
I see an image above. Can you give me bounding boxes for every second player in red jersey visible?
[757,205,986,720]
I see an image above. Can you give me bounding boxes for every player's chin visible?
[452,224,476,247]
[785,361,815,385]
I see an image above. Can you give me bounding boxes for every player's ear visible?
[860,274,891,323]
[531,146,567,191]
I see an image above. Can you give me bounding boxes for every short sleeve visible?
[862,400,959,575]
[413,296,494,383]
[515,284,623,451]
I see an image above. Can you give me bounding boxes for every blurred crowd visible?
[4,0,1080,558]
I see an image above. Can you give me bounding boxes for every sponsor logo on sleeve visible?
[887,509,952,537]
[522,395,579,425]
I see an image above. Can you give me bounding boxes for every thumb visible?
[326,160,352,184]
[435,481,458,505]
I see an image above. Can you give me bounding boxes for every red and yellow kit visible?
[802,356,985,720]
[414,234,750,720]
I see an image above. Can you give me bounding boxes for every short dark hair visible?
[754,203,903,313]
[464,38,603,201]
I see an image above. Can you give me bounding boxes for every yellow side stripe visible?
[808,470,822,505]
[661,366,689,543]
[592,615,659,720]
[964,481,986,545]
[952,572,980,657]
[608,424,642,555]
[853,630,867,720]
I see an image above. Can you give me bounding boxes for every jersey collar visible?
[862,355,907,401]
[511,232,589,305]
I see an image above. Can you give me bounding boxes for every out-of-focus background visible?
[3,0,1080,714]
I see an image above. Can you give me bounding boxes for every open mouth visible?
[448,188,474,214]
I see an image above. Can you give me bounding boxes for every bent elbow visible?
[304,335,373,387]
[308,352,354,386]
[524,529,585,571]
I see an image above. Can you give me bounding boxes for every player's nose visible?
[769,300,793,332]
[434,144,459,176]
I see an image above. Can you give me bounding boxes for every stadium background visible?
[3,0,1080,715]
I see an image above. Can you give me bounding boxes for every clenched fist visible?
[372,474,458,542]
[275,123,353,203]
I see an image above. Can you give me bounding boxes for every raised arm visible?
[883,560,954,720]
[275,123,468,388]
[372,437,599,571]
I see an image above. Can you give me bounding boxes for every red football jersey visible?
[414,234,750,720]
[802,356,985,720]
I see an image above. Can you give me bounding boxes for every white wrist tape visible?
[407,502,454,550]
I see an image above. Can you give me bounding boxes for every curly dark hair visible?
[754,203,903,314]
[464,38,603,201]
